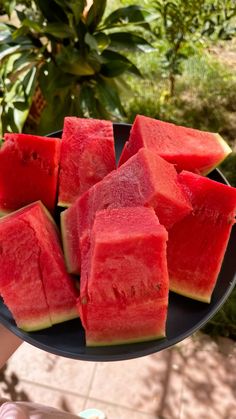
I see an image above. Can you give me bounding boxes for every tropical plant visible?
[0,0,152,135]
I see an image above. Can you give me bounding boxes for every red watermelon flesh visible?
[0,201,79,331]
[78,147,192,232]
[58,117,116,207]
[62,148,192,273]
[25,202,79,324]
[0,133,61,213]
[118,141,132,166]
[0,203,52,331]
[167,171,236,302]
[61,205,80,275]
[118,115,231,175]
[78,298,168,346]
[77,207,169,346]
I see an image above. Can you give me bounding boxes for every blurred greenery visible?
[0,0,152,135]
[1,0,236,340]
[123,52,236,140]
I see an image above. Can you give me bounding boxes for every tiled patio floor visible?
[0,334,236,418]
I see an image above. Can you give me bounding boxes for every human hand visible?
[0,402,106,418]
[0,323,22,369]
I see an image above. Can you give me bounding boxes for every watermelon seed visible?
[32,151,38,160]
[21,151,30,164]
[81,297,87,305]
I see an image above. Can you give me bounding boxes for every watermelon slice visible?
[0,201,79,331]
[78,148,192,232]
[0,133,61,213]
[118,115,231,175]
[61,205,80,275]
[58,117,116,207]
[77,207,169,346]
[167,171,236,303]
[61,147,192,273]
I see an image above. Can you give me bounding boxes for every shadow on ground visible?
[139,335,236,419]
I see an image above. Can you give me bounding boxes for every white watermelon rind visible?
[86,332,166,347]
[202,133,232,176]
[170,285,211,304]
[57,200,71,208]
[60,210,80,275]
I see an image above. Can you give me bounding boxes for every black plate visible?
[0,123,235,362]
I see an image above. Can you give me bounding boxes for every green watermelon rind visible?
[51,307,79,326]
[57,201,71,208]
[60,211,71,272]
[170,284,211,304]
[201,133,232,176]
[60,210,80,275]
[0,209,9,218]
[0,200,79,331]
[17,317,52,332]
[35,204,80,326]
[0,201,45,223]
[86,333,166,347]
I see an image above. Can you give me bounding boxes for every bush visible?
[0,0,152,135]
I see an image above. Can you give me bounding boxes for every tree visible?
[153,0,236,96]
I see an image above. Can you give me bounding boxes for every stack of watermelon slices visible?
[61,115,236,346]
[0,114,236,347]
[0,118,116,331]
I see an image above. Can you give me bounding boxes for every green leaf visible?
[0,45,20,61]
[0,23,12,42]
[6,107,20,132]
[87,50,103,72]
[12,26,29,39]
[101,50,141,77]
[109,32,154,52]
[38,61,76,99]
[3,0,16,18]
[43,23,74,38]
[21,19,42,33]
[94,32,110,52]
[12,52,37,72]
[95,76,125,116]
[104,5,151,29]
[86,0,107,31]
[85,33,98,51]
[13,101,29,111]
[80,84,98,117]
[53,0,86,25]
[56,47,95,76]
[68,0,86,25]
[36,0,69,23]
[22,66,37,96]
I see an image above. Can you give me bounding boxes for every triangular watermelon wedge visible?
[118,115,232,175]
[0,201,79,331]
[167,171,236,303]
